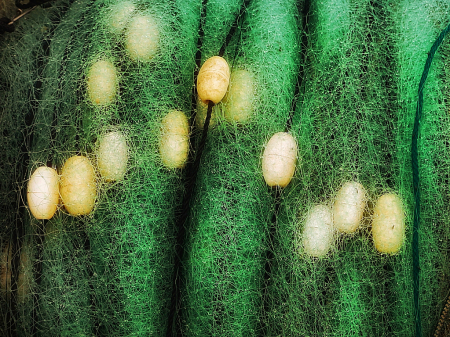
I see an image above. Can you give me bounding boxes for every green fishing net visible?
[200,0,246,61]
[389,1,450,336]
[0,2,73,335]
[1,0,450,336]
[266,1,450,336]
[267,0,400,335]
[2,0,200,335]
[181,0,300,335]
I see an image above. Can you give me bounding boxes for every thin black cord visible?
[218,0,250,58]
[412,21,450,337]
[167,1,252,335]
[286,0,309,132]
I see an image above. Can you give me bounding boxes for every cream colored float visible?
[60,155,96,216]
[97,131,128,182]
[27,166,59,220]
[262,132,297,188]
[197,56,230,104]
[333,181,367,233]
[372,193,405,254]
[301,205,334,257]
[125,13,159,62]
[159,110,190,169]
[86,59,118,106]
[222,69,255,123]
[108,1,136,35]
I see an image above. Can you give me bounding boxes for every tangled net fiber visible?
[0,0,450,336]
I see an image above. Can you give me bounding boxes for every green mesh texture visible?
[181,0,301,335]
[103,0,200,333]
[388,1,450,336]
[11,0,201,335]
[181,132,273,336]
[80,1,200,335]
[27,1,96,336]
[267,0,415,336]
[200,0,245,60]
[2,0,450,335]
[15,230,35,337]
[0,2,73,335]
[37,217,92,336]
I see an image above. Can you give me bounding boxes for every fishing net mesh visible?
[1,0,200,335]
[392,1,450,336]
[0,2,74,335]
[181,0,301,333]
[267,0,450,337]
[0,0,449,336]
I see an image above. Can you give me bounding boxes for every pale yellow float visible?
[125,13,159,62]
[97,131,128,182]
[108,1,136,35]
[197,56,230,104]
[372,193,405,254]
[159,110,190,169]
[86,59,118,106]
[301,205,334,258]
[333,181,367,233]
[27,166,59,220]
[262,132,297,188]
[60,155,96,216]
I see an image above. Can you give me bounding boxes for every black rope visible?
[412,21,450,337]
[167,1,252,335]
[286,0,309,132]
[166,0,209,333]
[167,102,213,337]
[218,0,250,58]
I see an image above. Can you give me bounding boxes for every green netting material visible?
[0,1,73,335]
[267,0,416,336]
[181,0,301,335]
[37,217,92,336]
[2,0,450,336]
[81,1,200,335]
[200,0,245,61]
[411,21,450,336]
[12,0,201,335]
[391,1,450,336]
[29,1,97,335]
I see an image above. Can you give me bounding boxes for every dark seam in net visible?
[413,20,450,337]
[168,1,253,335]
